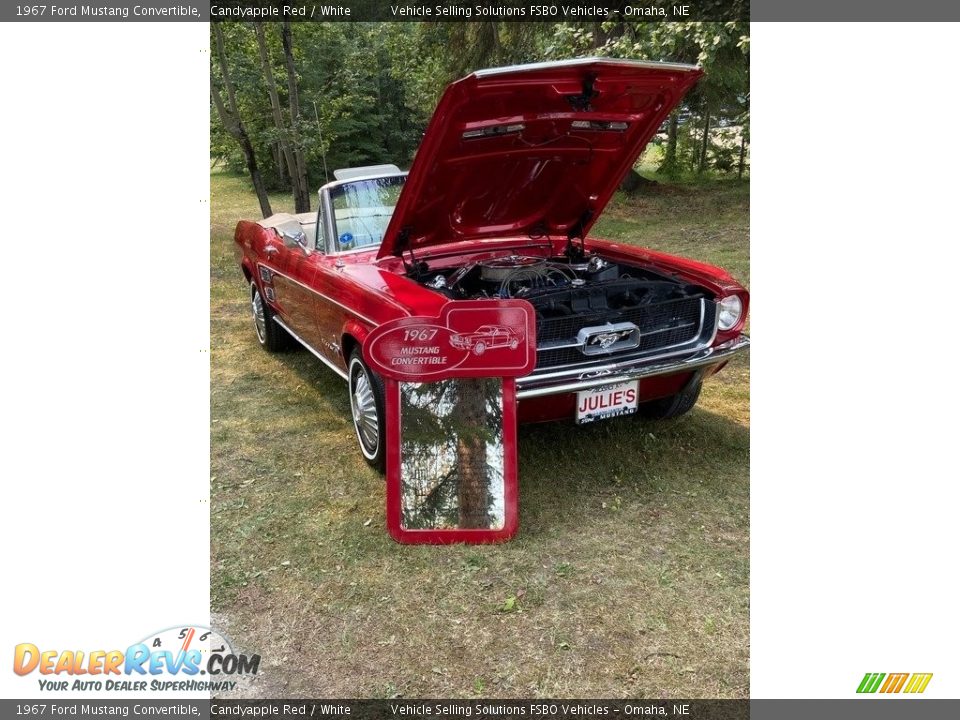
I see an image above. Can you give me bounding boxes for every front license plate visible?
[575,380,639,424]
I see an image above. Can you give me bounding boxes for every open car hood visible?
[378,58,703,259]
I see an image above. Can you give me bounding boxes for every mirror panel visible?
[398,378,505,531]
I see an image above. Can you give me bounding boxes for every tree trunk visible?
[698,106,711,174]
[273,142,286,181]
[211,25,272,218]
[660,110,679,177]
[595,8,627,46]
[455,380,490,530]
[592,21,604,49]
[281,21,310,213]
[254,23,302,209]
[738,132,747,179]
[473,22,499,69]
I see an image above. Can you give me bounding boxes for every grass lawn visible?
[210,171,750,698]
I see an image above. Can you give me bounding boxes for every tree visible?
[280,22,311,213]
[210,21,749,204]
[254,23,309,213]
[211,24,272,218]
[454,380,494,529]
[542,21,750,177]
[662,111,681,178]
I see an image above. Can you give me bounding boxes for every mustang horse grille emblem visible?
[577,322,642,356]
[592,331,628,349]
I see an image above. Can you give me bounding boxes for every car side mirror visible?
[280,228,311,256]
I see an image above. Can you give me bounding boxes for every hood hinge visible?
[394,226,412,256]
[567,72,598,112]
[566,208,593,259]
[402,236,427,277]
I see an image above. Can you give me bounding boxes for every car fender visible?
[341,318,372,364]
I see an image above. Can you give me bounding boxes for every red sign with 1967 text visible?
[363,300,536,381]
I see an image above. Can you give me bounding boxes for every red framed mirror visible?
[363,300,534,543]
[384,377,518,543]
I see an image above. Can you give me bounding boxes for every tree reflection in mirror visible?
[399,378,505,530]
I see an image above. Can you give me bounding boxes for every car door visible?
[311,201,350,370]
[308,259,351,369]
[267,215,323,349]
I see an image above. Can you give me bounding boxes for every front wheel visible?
[635,380,702,420]
[348,351,386,473]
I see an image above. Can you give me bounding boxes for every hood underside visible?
[378,58,702,259]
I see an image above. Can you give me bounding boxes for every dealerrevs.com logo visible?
[13,625,259,692]
[857,672,933,694]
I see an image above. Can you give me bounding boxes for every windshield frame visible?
[321,173,407,255]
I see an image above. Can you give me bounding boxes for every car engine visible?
[411,254,716,369]
[417,254,709,316]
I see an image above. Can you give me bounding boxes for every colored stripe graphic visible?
[857,673,885,693]
[880,673,909,693]
[903,673,933,694]
[857,672,932,694]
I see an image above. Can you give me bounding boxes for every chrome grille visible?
[535,297,713,370]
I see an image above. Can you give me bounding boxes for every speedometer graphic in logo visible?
[137,625,234,675]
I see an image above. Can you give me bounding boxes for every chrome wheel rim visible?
[350,360,379,459]
[251,286,267,344]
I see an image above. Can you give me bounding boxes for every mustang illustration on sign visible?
[233,58,751,487]
[450,325,522,355]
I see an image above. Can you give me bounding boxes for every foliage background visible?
[211,20,749,209]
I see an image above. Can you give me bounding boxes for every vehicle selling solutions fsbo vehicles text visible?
[387,5,688,18]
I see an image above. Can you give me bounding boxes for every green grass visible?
[595,181,750,289]
[210,172,750,698]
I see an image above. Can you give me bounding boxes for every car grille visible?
[535,297,714,370]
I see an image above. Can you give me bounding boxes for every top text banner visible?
[5,0,960,21]
[2,0,746,22]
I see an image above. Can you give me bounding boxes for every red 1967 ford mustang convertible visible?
[234,58,750,471]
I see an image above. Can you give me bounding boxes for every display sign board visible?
[363,300,535,544]
[364,300,536,381]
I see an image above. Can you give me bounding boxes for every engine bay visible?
[410,253,712,320]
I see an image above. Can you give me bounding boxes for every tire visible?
[473,341,487,355]
[636,379,702,420]
[250,283,293,352]
[348,351,386,473]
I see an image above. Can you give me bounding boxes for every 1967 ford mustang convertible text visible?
[234,58,750,472]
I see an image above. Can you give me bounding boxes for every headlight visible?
[717,295,743,331]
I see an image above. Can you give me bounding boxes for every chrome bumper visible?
[515,335,750,400]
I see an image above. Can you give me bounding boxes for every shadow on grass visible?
[517,406,748,537]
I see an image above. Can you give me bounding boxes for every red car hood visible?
[378,58,702,260]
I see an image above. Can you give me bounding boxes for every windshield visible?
[330,175,405,252]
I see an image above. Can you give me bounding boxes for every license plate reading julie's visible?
[576,380,639,424]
